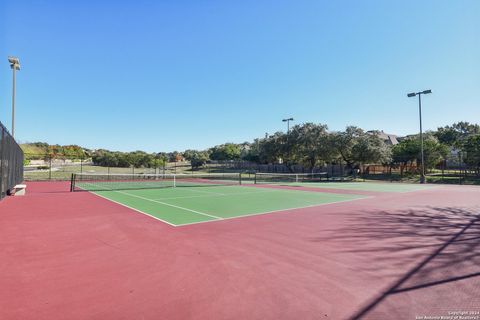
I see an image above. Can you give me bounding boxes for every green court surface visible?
[282,181,434,193]
[88,185,366,226]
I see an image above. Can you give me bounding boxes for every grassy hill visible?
[20,143,49,156]
[21,142,86,160]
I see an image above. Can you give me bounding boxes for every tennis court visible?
[3,179,479,320]
[253,173,436,193]
[72,173,367,226]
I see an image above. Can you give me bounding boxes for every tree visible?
[183,150,209,170]
[463,134,480,172]
[288,123,333,169]
[351,131,391,167]
[103,152,119,167]
[257,132,287,164]
[151,153,167,172]
[168,151,181,162]
[392,134,448,171]
[392,138,419,173]
[435,122,480,147]
[423,137,449,170]
[331,127,391,169]
[209,143,241,161]
[242,139,260,162]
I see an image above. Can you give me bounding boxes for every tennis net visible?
[254,172,328,184]
[70,173,242,192]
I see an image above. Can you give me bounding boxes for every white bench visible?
[12,184,27,196]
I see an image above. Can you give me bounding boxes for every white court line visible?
[103,189,222,220]
[176,195,372,227]
[153,189,278,201]
[84,189,177,227]
[79,182,221,223]
[179,187,226,196]
[78,182,369,227]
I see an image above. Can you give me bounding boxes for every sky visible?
[0,0,479,152]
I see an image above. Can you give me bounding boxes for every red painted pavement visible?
[1,182,479,319]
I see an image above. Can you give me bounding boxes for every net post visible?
[239,173,242,185]
[254,173,257,184]
[173,174,176,188]
[70,173,75,192]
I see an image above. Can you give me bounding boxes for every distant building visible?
[368,130,399,145]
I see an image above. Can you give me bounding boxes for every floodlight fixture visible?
[282,118,294,133]
[8,56,20,70]
[8,56,21,137]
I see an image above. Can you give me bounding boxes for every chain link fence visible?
[0,122,24,199]
[23,153,192,181]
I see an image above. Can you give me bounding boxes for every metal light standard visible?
[8,56,20,138]
[282,117,294,133]
[282,118,294,165]
[407,89,432,184]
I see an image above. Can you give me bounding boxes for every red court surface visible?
[1,181,479,320]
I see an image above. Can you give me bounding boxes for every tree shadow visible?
[311,206,480,319]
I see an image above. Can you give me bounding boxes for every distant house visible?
[368,130,399,145]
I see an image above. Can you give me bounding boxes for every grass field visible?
[78,184,367,226]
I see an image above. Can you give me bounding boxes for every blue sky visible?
[1,0,479,152]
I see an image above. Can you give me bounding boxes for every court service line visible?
[109,189,223,220]
[153,189,279,201]
[80,182,221,223]
[86,190,177,227]
[176,195,372,227]
[180,187,226,196]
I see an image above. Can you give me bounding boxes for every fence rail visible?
[23,155,480,184]
[0,122,24,200]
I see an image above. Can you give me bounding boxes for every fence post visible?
[0,127,4,198]
[340,160,344,181]
[442,159,445,182]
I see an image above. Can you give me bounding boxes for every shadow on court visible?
[312,206,480,319]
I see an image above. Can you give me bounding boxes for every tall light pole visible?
[407,89,432,184]
[282,117,294,133]
[8,56,20,138]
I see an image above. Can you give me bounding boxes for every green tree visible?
[242,139,261,162]
[331,127,391,169]
[103,152,119,167]
[151,153,168,172]
[209,143,241,161]
[392,135,448,171]
[435,122,480,147]
[463,134,480,172]
[288,123,333,169]
[183,150,209,170]
[258,132,287,164]
[168,151,181,162]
